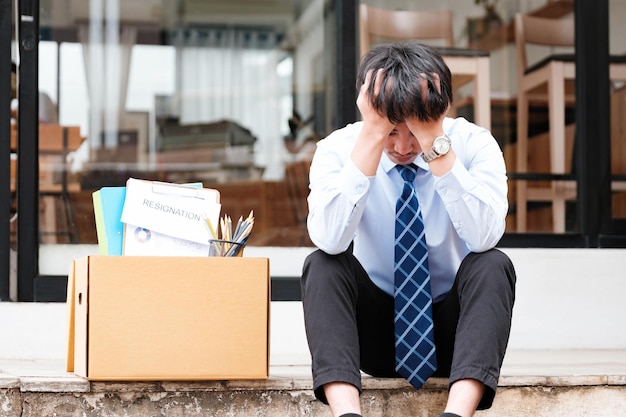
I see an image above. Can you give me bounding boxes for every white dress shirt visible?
[306,117,508,302]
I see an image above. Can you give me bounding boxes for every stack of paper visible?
[92,178,222,257]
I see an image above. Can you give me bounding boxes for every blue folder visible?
[92,187,126,256]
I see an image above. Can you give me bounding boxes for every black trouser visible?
[301,248,516,410]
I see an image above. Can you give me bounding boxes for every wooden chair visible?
[359,4,492,130]
[359,4,454,54]
[284,159,312,226]
[514,13,626,233]
[10,124,84,242]
[284,159,312,246]
[39,124,83,243]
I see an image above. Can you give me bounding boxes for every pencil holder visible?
[208,239,245,257]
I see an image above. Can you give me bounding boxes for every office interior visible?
[5,0,626,253]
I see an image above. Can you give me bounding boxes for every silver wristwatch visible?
[421,134,451,163]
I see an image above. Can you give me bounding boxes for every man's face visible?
[383,122,422,165]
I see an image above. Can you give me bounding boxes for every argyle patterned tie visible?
[394,164,437,389]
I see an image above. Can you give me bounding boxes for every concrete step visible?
[2,247,625,415]
[1,350,626,417]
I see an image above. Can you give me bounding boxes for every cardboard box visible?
[66,256,270,380]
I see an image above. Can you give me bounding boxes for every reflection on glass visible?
[35,0,326,247]
[27,0,625,247]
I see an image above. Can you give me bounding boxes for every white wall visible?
[1,247,625,361]
[506,248,626,350]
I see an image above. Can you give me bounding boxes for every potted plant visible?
[475,0,501,21]
[466,0,503,43]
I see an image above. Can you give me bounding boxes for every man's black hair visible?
[356,42,453,123]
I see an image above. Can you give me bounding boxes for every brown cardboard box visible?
[66,255,270,380]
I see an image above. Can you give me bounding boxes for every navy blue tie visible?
[394,164,437,388]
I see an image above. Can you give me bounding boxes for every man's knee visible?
[459,249,516,293]
[302,249,356,297]
[303,249,331,271]
[304,249,357,277]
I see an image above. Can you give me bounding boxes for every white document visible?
[120,178,221,245]
[122,224,210,257]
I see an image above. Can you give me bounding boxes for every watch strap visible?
[421,134,450,163]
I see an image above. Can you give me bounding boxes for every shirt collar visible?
[381,153,396,174]
[381,151,430,174]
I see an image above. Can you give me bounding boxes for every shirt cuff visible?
[434,158,478,204]
[338,159,371,204]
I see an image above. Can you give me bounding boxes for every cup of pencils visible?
[204,211,254,257]
[208,239,244,257]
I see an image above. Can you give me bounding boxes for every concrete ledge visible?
[3,385,624,417]
[3,350,626,392]
[2,247,625,415]
[1,353,626,417]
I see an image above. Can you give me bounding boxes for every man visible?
[301,42,516,417]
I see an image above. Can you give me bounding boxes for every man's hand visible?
[357,69,395,140]
[352,69,395,176]
[405,115,446,152]
[406,113,455,176]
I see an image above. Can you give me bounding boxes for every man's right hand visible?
[352,69,395,176]
[357,69,395,139]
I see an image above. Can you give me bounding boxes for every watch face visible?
[434,136,451,154]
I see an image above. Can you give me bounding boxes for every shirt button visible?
[441,188,448,195]
[356,184,365,193]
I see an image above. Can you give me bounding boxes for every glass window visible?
[126,45,176,112]
[37,0,330,248]
[58,43,88,131]
[25,0,625,251]
[609,0,626,222]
